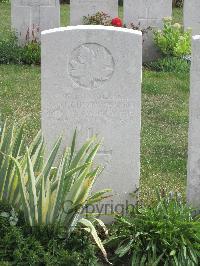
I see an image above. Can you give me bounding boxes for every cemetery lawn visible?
[0,3,188,202]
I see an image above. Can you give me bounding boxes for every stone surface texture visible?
[184,0,200,35]
[41,25,142,220]
[124,0,172,28]
[11,0,60,44]
[187,35,200,208]
[70,0,118,26]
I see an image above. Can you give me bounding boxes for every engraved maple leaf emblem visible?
[69,44,114,89]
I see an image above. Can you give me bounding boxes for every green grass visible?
[141,70,189,203]
[60,4,70,26]
[0,64,41,141]
[0,4,188,202]
[173,7,183,24]
[0,3,10,37]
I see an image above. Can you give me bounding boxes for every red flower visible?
[111,17,123,27]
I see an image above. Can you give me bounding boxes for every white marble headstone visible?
[11,0,60,44]
[124,0,172,62]
[70,0,118,26]
[124,0,172,28]
[184,0,200,35]
[187,35,200,208]
[41,25,142,220]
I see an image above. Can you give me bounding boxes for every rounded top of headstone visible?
[41,25,142,36]
[14,0,57,6]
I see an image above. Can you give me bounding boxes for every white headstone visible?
[41,25,142,219]
[124,0,172,62]
[184,0,200,35]
[70,0,118,26]
[11,0,60,44]
[187,35,200,208]
[124,0,172,28]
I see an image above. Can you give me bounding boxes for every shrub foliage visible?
[0,202,98,265]
[154,18,191,58]
[0,33,40,65]
[145,57,190,73]
[106,193,200,265]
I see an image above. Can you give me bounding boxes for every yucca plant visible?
[0,121,46,207]
[0,121,111,262]
[0,120,24,205]
[13,132,110,227]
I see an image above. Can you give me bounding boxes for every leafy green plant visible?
[0,34,21,64]
[13,131,109,228]
[154,18,191,58]
[0,121,44,207]
[0,33,40,65]
[145,57,190,73]
[0,120,110,261]
[0,120,26,206]
[106,192,200,265]
[20,42,40,65]
[0,202,99,265]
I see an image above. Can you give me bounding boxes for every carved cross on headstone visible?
[14,0,57,41]
[136,1,163,28]
[12,0,60,44]
[140,2,157,21]
[87,128,112,165]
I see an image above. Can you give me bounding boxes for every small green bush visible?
[20,42,41,65]
[0,202,99,265]
[145,57,190,73]
[0,34,21,64]
[154,18,191,58]
[0,33,40,65]
[106,193,200,265]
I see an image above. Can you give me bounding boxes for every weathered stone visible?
[70,0,118,26]
[11,0,60,44]
[41,25,142,220]
[124,0,172,28]
[124,0,172,62]
[184,0,200,35]
[187,35,200,208]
